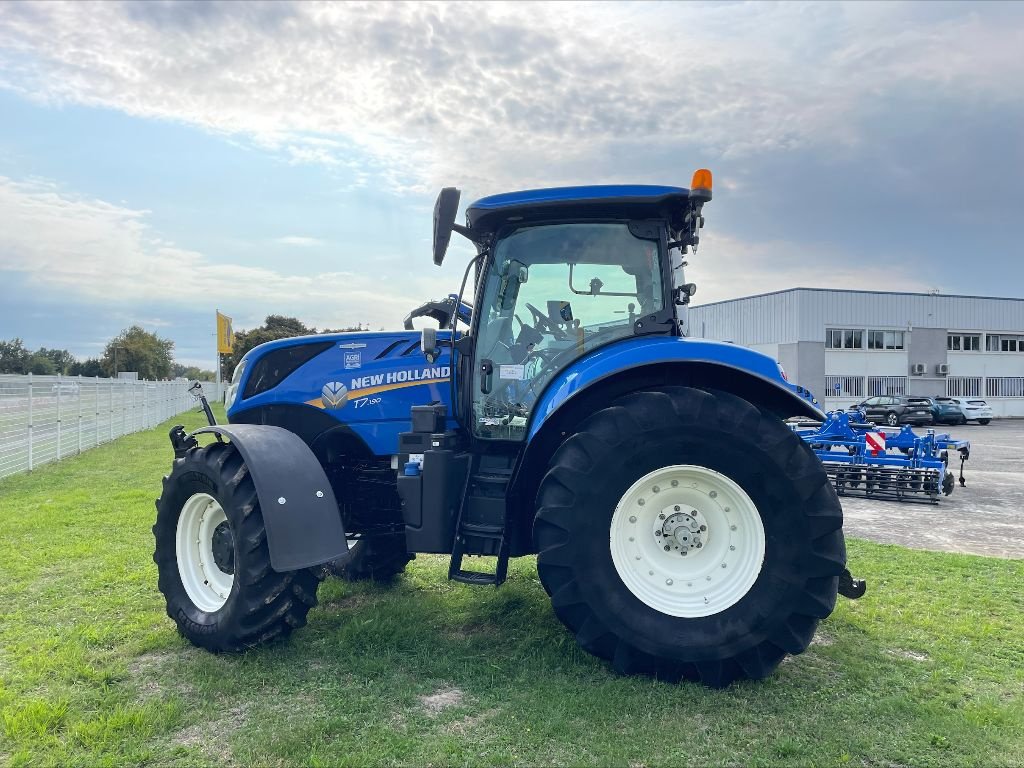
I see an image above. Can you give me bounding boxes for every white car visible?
[935,396,993,425]
[51,382,80,397]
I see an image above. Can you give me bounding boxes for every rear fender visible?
[190,424,347,571]
[528,336,821,441]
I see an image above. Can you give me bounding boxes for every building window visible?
[868,330,904,350]
[867,376,908,396]
[826,329,864,349]
[986,377,1024,398]
[948,334,980,351]
[986,334,1024,352]
[947,376,982,398]
[824,375,865,397]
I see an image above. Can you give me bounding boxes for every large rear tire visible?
[154,441,322,652]
[534,387,846,687]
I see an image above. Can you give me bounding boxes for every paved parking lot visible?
[840,419,1024,559]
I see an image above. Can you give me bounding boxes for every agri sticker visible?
[321,381,349,409]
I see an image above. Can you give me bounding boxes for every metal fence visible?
[0,374,219,480]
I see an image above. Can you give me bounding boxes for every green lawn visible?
[1,407,1022,767]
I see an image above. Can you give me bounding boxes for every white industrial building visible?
[687,288,1024,417]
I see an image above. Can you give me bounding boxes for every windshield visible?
[472,222,664,439]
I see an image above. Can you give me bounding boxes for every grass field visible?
[1,407,1022,766]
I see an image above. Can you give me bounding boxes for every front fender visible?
[191,424,347,571]
[528,336,821,440]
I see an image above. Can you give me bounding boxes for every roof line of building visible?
[692,286,1024,309]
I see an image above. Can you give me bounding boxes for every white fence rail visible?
[0,374,217,480]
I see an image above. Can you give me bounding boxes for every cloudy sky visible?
[1,1,1022,367]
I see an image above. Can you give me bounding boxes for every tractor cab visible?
[430,177,709,442]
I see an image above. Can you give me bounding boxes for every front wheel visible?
[978,419,991,425]
[534,387,846,687]
[154,441,322,652]
[886,412,899,427]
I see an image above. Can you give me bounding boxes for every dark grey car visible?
[850,395,933,427]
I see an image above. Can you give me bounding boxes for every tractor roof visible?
[466,184,690,232]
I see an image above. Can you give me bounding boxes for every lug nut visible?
[709,491,717,498]
[664,545,671,551]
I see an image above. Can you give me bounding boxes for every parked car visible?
[51,382,80,397]
[935,396,993,425]
[905,396,962,426]
[849,395,933,427]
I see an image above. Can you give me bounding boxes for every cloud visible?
[2,1,1020,195]
[0,176,447,332]
[274,235,324,247]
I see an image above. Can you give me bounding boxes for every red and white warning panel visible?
[865,432,886,453]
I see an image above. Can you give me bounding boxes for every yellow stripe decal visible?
[304,377,448,409]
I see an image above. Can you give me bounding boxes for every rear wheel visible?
[154,441,322,651]
[886,412,899,427]
[534,387,846,687]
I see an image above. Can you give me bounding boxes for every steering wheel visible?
[525,302,567,340]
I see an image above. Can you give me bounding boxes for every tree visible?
[36,347,77,375]
[70,357,105,377]
[102,326,175,380]
[0,338,31,374]
[27,352,56,375]
[172,363,216,381]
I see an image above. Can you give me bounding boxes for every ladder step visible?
[450,569,503,586]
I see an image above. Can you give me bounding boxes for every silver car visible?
[935,396,993,425]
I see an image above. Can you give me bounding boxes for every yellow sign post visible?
[216,311,234,354]
[216,310,233,394]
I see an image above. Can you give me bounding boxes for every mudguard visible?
[190,424,347,572]
[527,336,822,441]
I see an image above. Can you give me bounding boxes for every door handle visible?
[479,359,494,394]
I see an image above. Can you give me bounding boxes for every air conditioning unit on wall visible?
[936,363,949,376]
[911,363,926,375]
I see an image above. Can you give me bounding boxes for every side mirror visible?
[433,188,461,266]
[421,326,440,364]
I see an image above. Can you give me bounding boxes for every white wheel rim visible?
[609,465,766,618]
[176,492,234,613]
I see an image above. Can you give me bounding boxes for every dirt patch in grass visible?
[171,703,250,761]
[419,686,465,715]
[128,648,197,701]
[887,648,930,662]
[445,708,497,735]
[811,630,836,647]
[319,592,380,615]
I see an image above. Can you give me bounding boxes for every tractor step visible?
[448,462,512,587]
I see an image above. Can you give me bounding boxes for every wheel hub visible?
[175,492,235,613]
[655,508,708,556]
[211,521,235,575]
[609,465,766,618]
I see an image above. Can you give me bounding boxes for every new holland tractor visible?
[154,171,865,687]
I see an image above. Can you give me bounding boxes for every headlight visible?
[225,359,247,410]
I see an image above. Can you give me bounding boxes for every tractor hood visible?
[227,330,453,430]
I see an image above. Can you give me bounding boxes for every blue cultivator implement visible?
[793,409,970,504]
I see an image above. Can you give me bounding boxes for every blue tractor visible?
[154,171,863,687]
